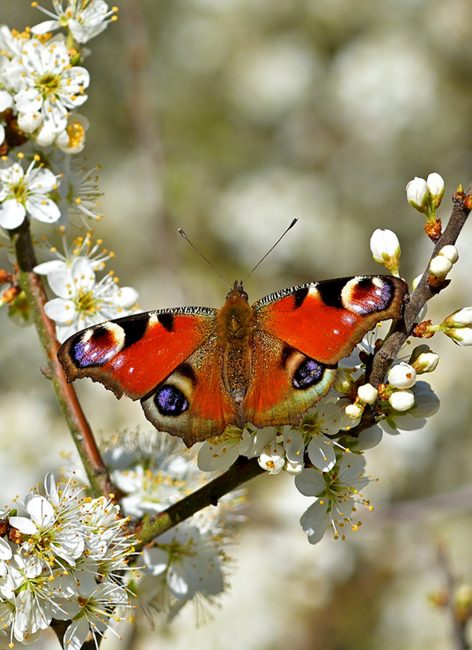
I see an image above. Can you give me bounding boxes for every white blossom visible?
[429,254,453,278]
[426,172,445,208]
[42,257,139,342]
[296,453,370,543]
[32,0,118,44]
[442,307,472,345]
[381,381,439,434]
[411,350,439,374]
[0,474,134,647]
[0,160,60,229]
[406,176,429,213]
[13,40,89,138]
[143,523,225,601]
[438,244,459,264]
[104,430,243,619]
[388,389,415,412]
[357,383,378,405]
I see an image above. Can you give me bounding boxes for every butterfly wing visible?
[58,307,238,447]
[58,307,217,399]
[141,336,239,446]
[243,276,408,427]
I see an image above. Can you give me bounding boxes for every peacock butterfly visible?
[58,275,408,447]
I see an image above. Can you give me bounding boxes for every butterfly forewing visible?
[254,276,408,365]
[58,307,216,400]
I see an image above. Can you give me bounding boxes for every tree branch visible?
[369,186,471,386]
[9,221,115,498]
[133,456,265,548]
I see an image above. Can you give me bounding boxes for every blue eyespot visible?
[292,359,323,389]
[154,385,189,416]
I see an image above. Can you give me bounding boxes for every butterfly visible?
[58,275,408,447]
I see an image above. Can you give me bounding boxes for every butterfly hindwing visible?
[58,307,216,400]
[141,336,239,447]
[254,276,408,364]
[242,330,337,428]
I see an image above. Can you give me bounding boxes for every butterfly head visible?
[226,280,249,303]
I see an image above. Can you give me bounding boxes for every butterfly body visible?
[58,276,408,447]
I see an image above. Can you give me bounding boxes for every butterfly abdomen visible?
[217,285,256,407]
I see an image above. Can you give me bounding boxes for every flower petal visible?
[294,468,326,496]
[307,435,336,472]
[300,500,330,544]
[0,199,26,229]
[25,196,61,223]
[44,298,75,323]
[26,495,55,527]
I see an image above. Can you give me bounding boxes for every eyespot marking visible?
[154,384,189,416]
[342,277,393,315]
[72,323,123,367]
[292,358,324,390]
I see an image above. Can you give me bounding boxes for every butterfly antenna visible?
[246,218,298,279]
[178,228,231,288]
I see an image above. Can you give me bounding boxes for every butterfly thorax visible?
[216,281,255,405]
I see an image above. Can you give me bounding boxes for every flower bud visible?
[345,403,364,420]
[429,255,453,279]
[406,177,429,213]
[334,368,354,395]
[438,245,458,264]
[370,229,401,275]
[445,307,472,326]
[412,351,439,373]
[442,307,472,345]
[387,362,416,389]
[426,173,445,208]
[258,443,285,474]
[357,383,378,405]
[389,389,415,412]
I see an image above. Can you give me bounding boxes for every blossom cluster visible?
[102,431,243,620]
[35,233,139,342]
[0,474,134,648]
[0,4,140,343]
[0,5,113,230]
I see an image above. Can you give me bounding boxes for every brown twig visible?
[9,221,115,498]
[132,456,265,549]
[369,185,471,387]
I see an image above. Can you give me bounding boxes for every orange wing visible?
[58,307,216,399]
[58,307,239,446]
[254,276,408,364]
[243,276,408,427]
[141,336,239,446]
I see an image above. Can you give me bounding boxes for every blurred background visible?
[1,0,472,648]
